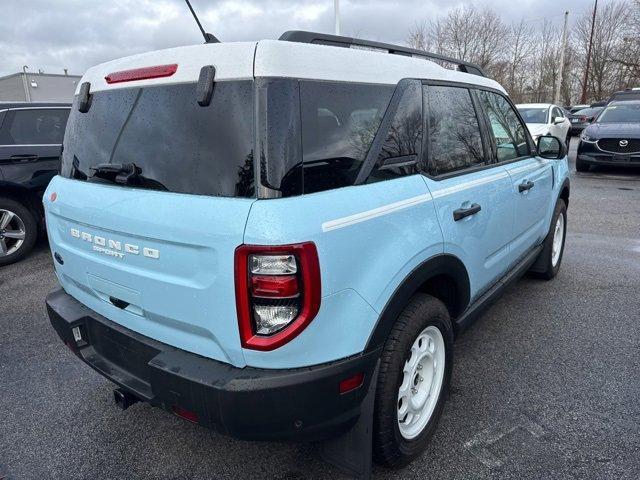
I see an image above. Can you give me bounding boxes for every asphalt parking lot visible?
[1,140,639,480]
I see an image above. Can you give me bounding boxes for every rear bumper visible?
[46,288,380,441]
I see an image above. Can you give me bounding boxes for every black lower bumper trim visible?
[578,153,640,167]
[46,288,380,441]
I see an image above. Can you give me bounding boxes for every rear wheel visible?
[0,197,38,267]
[373,294,453,468]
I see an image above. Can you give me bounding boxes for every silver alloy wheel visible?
[551,212,565,267]
[0,209,27,257]
[397,325,446,440]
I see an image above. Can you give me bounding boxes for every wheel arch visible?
[365,254,470,350]
[0,182,43,225]
[559,177,570,208]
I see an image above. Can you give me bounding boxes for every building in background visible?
[0,70,81,102]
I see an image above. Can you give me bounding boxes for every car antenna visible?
[184,0,220,43]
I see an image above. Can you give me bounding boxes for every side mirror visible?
[552,116,564,125]
[537,135,566,159]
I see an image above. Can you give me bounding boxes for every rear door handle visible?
[9,154,39,162]
[518,180,534,193]
[453,203,481,221]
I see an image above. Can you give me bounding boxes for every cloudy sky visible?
[1,0,592,77]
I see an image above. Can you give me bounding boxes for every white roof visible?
[78,39,506,94]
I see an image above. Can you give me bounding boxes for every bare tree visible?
[405,1,639,104]
[407,22,429,51]
[507,19,536,99]
[575,0,633,101]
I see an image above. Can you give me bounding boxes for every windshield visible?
[517,107,548,124]
[597,103,640,123]
[61,81,255,197]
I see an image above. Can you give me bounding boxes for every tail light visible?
[235,243,321,351]
[579,115,588,122]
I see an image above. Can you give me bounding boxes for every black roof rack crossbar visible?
[278,30,487,78]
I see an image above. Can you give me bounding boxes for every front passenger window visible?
[478,91,530,162]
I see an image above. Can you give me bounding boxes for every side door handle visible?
[9,154,39,163]
[453,203,481,221]
[518,180,534,193]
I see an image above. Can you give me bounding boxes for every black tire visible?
[0,197,38,267]
[565,133,571,150]
[373,294,454,468]
[529,199,567,280]
[575,157,590,172]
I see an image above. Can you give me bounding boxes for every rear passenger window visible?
[6,109,69,145]
[425,86,485,176]
[299,81,394,194]
[367,81,423,183]
[478,91,530,162]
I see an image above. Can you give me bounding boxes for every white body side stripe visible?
[322,194,431,232]
[430,171,510,198]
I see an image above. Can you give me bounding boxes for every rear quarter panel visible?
[243,175,444,368]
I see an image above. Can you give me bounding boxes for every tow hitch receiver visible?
[113,388,139,410]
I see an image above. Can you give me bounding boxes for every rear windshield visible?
[61,81,254,197]
[573,107,602,117]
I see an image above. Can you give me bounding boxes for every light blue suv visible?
[44,31,570,470]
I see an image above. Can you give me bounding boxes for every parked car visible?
[0,102,70,266]
[569,104,590,113]
[568,106,603,135]
[43,31,570,470]
[516,103,572,145]
[577,99,640,172]
[607,87,640,104]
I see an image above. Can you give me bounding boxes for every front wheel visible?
[373,294,453,468]
[529,199,567,280]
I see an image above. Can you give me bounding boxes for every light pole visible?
[554,11,569,105]
[581,0,598,104]
[21,65,31,102]
[334,0,340,36]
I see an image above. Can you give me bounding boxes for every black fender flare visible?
[365,254,470,351]
[558,177,570,208]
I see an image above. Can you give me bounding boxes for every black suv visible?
[0,102,70,266]
[576,100,640,172]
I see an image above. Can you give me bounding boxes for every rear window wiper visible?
[90,163,168,191]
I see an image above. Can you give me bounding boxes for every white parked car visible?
[517,103,572,146]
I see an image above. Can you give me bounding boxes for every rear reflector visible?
[251,275,299,298]
[105,64,178,84]
[172,405,198,423]
[339,373,364,394]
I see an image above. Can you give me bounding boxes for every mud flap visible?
[320,361,379,480]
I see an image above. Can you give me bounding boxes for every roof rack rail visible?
[278,30,487,78]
